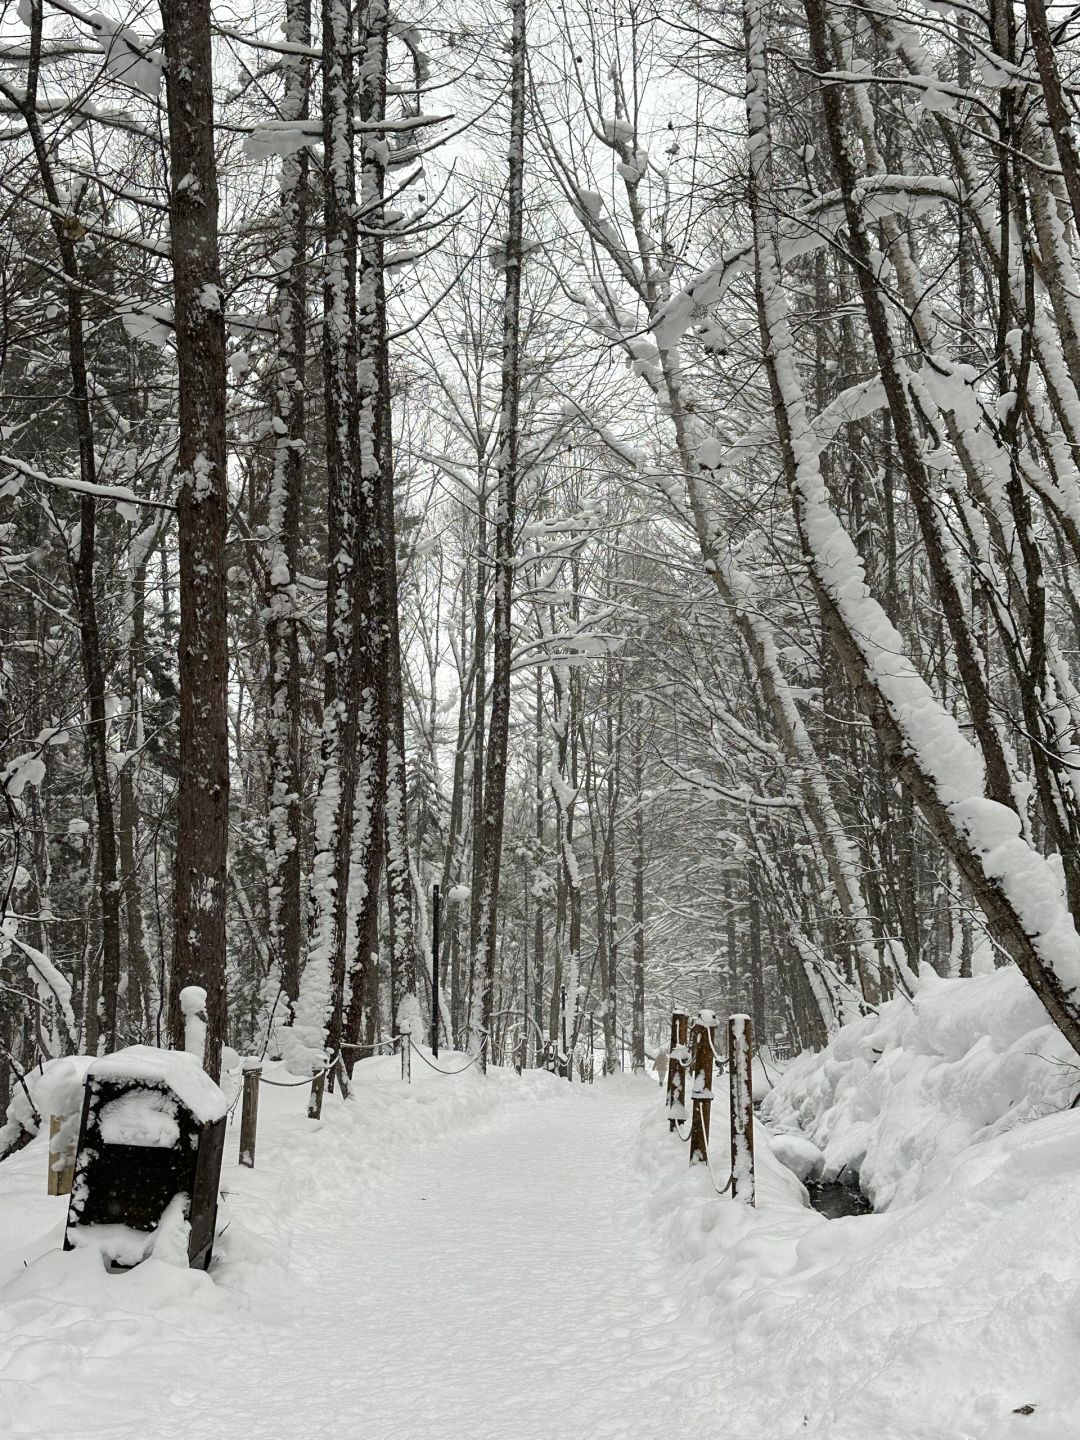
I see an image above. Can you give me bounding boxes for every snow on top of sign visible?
[98,1090,181,1148]
[89,1045,228,1123]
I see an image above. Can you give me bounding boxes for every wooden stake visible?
[400,1031,411,1084]
[239,1060,261,1167]
[432,883,441,1058]
[47,1115,75,1196]
[307,1059,325,1120]
[665,1009,689,1133]
[688,1011,717,1167]
[728,1013,756,1205]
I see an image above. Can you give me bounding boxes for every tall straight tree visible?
[297,0,361,1061]
[161,0,230,1078]
[263,0,311,1019]
[6,1,123,1051]
[477,0,527,1066]
[347,0,393,1050]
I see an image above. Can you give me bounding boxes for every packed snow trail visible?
[1,1067,705,1440]
[6,1049,1078,1440]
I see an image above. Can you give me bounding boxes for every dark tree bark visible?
[162,0,230,1079]
[265,0,311,1018]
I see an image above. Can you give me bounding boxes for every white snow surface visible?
[98,1091,181,1149]
[1,1038,1078,1437]
[764,963,1079,1209]
[88,1045,228,1123]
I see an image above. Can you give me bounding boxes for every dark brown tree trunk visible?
[161,0,230,1079]
[265,0,310,1018]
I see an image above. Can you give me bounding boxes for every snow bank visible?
[636,1059,1080,1436]
[762,965,1079,1208]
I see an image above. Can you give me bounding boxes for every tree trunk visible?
[162,0,230,1079]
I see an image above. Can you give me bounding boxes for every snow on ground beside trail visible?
[0,1048,568,1438]
[4,1025,1080,1440]
[639,1091,1080,1438]
[762,963,1079,1208]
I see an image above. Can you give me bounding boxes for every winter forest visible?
[5,0,1080,1427]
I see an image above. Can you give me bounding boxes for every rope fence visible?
[256,1052,342,1088]
[408,1036,488,1077]
[664,1007,755,1207]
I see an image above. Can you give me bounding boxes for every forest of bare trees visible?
[5,0,1080,1118]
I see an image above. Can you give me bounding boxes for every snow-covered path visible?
[319,1080,697,1439]
[3,1070,705,1440]
[6,1053,1080,1439]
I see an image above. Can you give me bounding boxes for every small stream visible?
[804,1179,873,1219]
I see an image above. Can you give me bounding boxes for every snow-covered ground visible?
[764,963,1080,1208]
[2,1009,1078,1439]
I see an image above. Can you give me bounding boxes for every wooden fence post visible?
[688,1010,717,1167]
[560,984,570,1082]
[728,1013,756,1205]
[665,1009,689,1132]
[47,1115,75,1196]
[431,883,441,1058]
[400,1030,412,1084]
[308,1059,326,1120]
[239,1059,261,1167]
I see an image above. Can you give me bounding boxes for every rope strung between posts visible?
[707,1031,727,1067]
[695,1112,734,1196]
[674,1115,692,1144]
[407,1035,488,1076]
[258,1052,343,1088]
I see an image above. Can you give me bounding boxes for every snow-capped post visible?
[47,1115,75,1196]
[308,1059,325,1121]
[666,1009,689,1133]
[431,884,441,1059]
[239,1058,261,1168]
[728,1014,755,1206]
[560,984,570,1081]
[400,1024,412,1085]
[688,1011,717,1167]
[180,986,208,1068]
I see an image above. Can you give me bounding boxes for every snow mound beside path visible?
[763,964,1079,1208]
[636,1038,1080,1438]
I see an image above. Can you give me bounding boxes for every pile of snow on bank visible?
[763,964,1079,1208]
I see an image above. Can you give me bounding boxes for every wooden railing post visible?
[239,1059,261,1167]
[308,1059,326,1120]
[728,1013,756,1205]
[400,1030,412,1084]
[665,1009,689,1133]
[559,984,570,1082]
[688,1010,717,1167]
[47,1115,75,1196]
[431,883,441,1058]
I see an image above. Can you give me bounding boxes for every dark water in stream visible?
[804,1180,873,1218]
